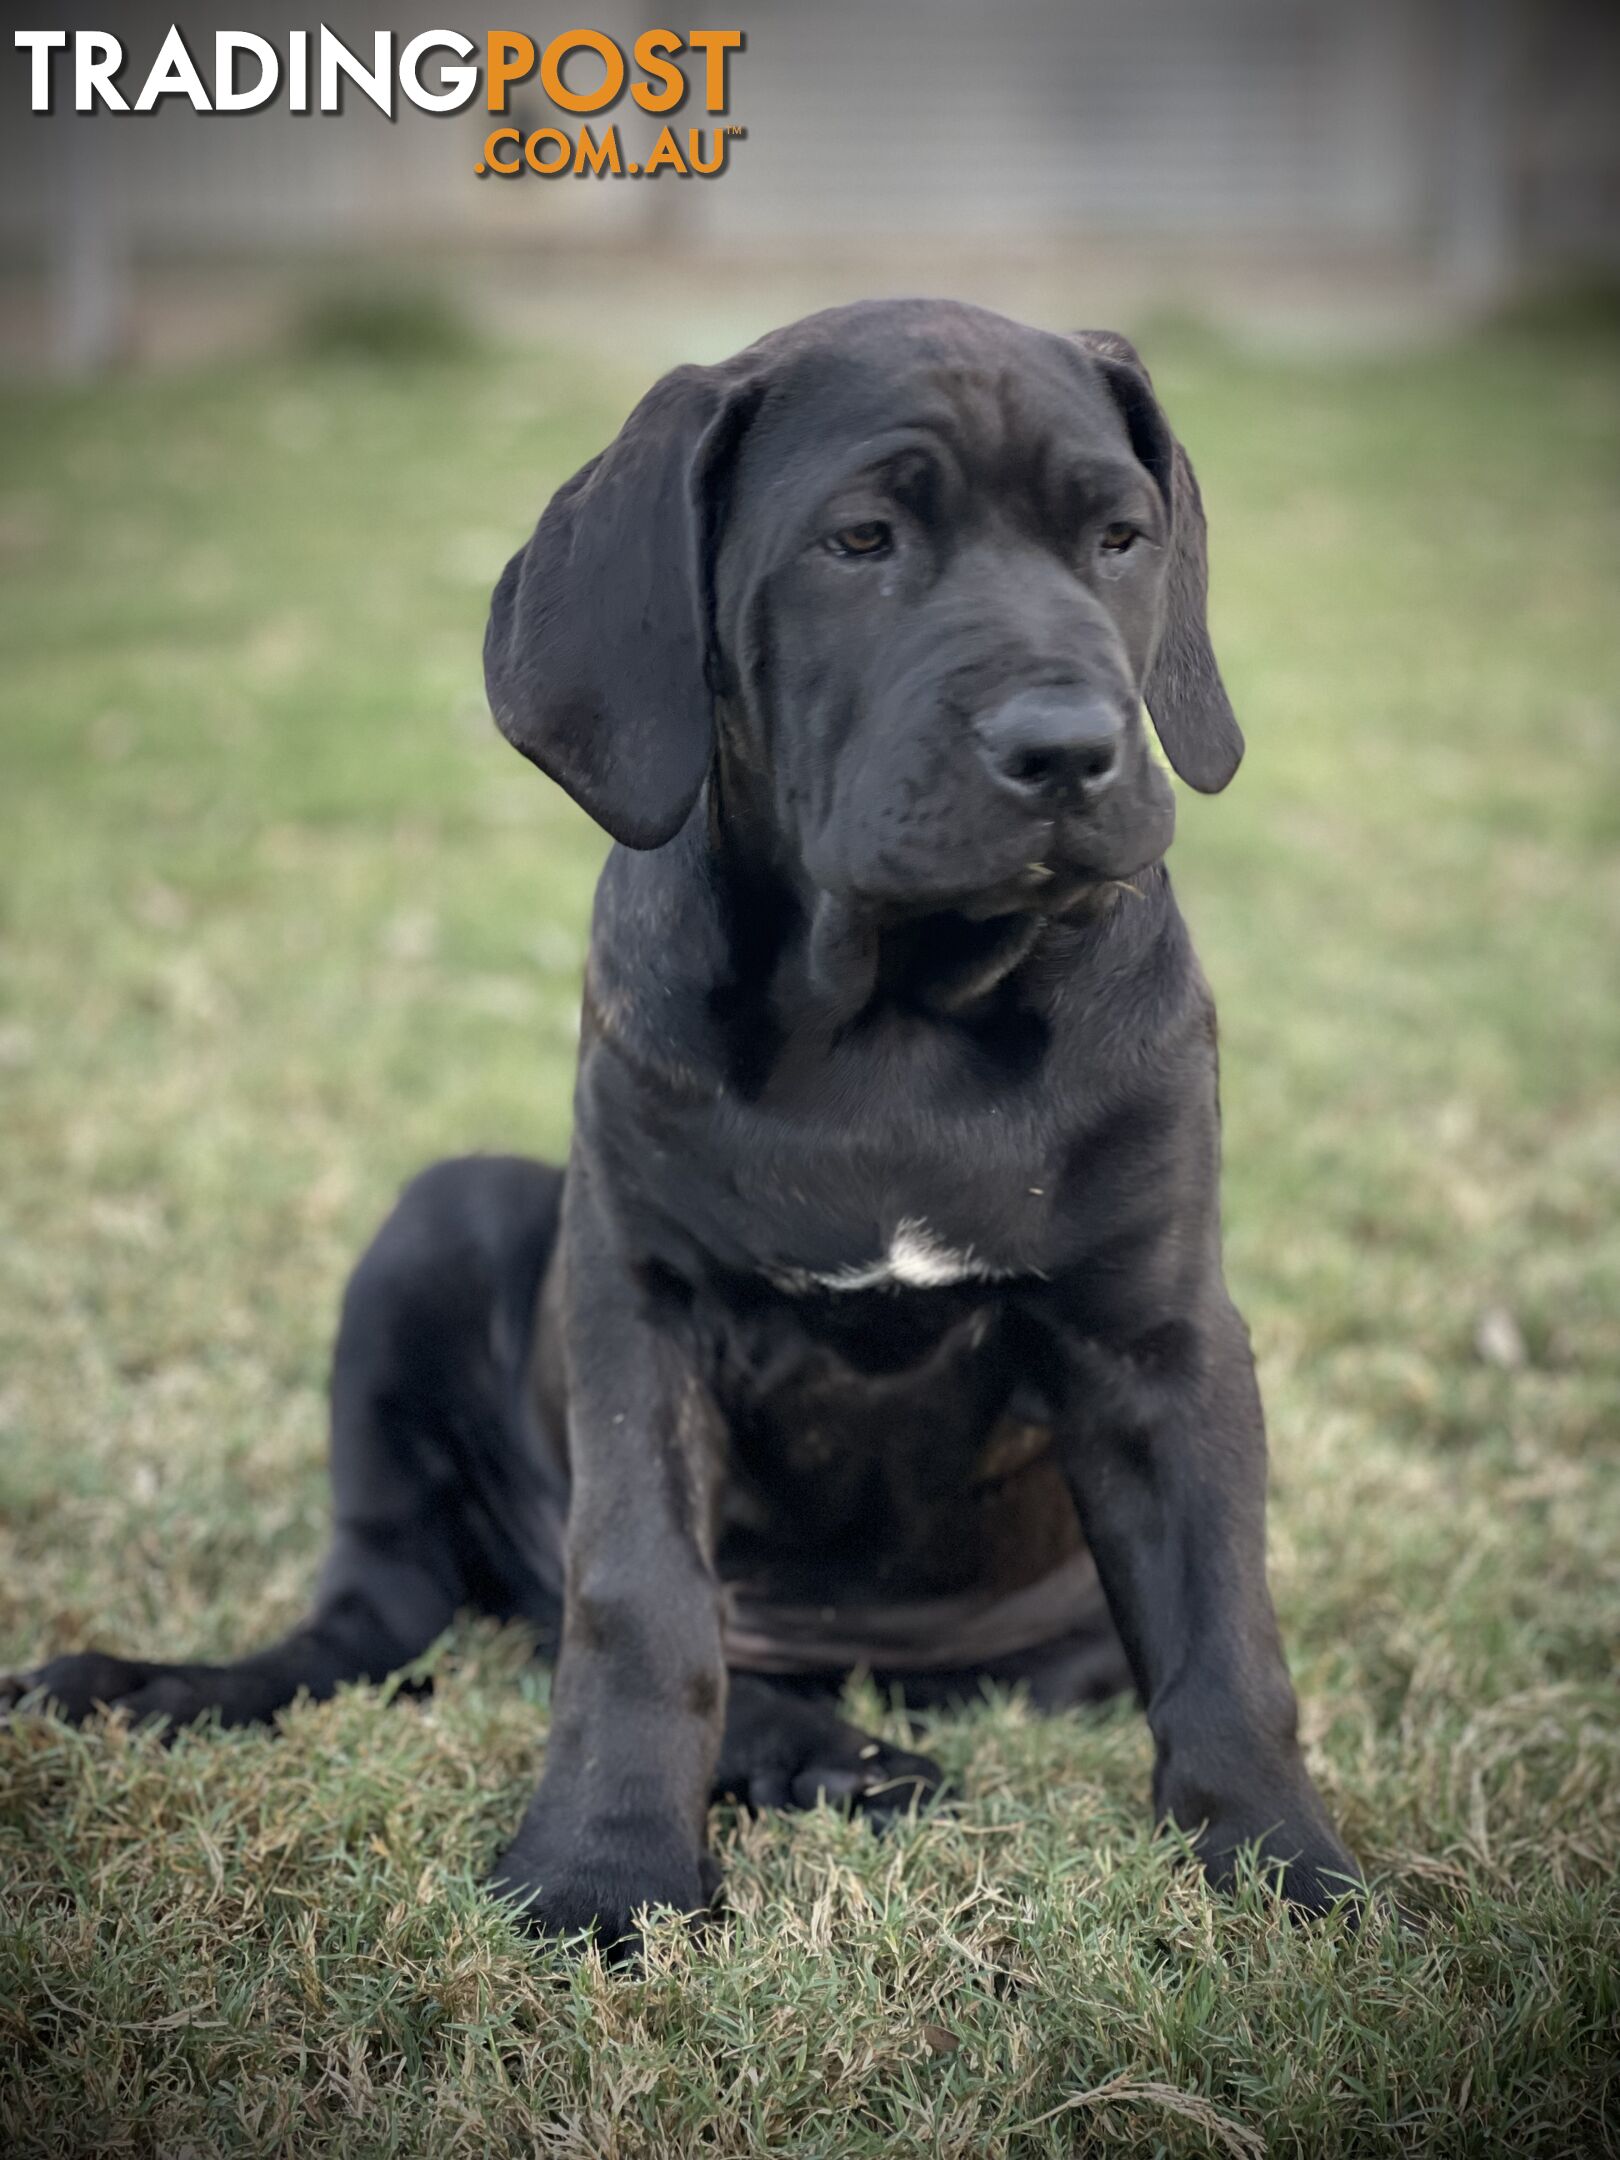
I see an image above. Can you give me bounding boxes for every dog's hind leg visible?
[3,1156,567,1731]
[711,1674,945,1823]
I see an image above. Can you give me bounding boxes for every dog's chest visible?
[595,963,1188,1299]
[683,1078,1063,1293]
[709,1286,1078,1615]
[765,1215,1013,1296]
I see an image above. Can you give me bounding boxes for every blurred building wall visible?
[2,0,1616,368]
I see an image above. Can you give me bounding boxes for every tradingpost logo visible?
[12,26,747,180]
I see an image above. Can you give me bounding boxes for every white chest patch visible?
[777,1218,997,1295]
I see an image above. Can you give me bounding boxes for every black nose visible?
[977,690,1124,805]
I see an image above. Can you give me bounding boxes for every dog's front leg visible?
[491,1168,725,1954]
[1049,1294,1359,1914]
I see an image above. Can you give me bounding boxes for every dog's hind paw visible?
[0,1651,213,1730]
[712,1683,947,1824]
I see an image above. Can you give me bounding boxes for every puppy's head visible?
[486,301,1242,912]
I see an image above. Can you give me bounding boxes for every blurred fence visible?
[3,0,1617,372]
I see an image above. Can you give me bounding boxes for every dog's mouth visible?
[945,807,1172,920]
[857,851,1146,1012]
[954,856,1124,922]
[801,774,1174,1017]
[836,818,1159,926]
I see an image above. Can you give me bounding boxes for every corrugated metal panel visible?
[0,0,1614,265]
[693,0,1424,240]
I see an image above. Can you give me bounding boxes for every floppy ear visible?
[484,363,760,848]
[1072,330,1244,794]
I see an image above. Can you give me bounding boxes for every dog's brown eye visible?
[825,521,892,559]
[1099,523,1139,554]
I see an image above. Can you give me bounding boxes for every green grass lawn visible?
[2,312,1617,2158]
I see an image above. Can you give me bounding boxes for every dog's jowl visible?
[8,301,1359,1948]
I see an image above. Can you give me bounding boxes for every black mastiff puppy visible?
[9,300,1358,1945]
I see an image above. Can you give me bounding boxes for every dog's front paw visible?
[1182,1805,1361,1918]
[489,1829,722,1958]
[0,1651,210,1730]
